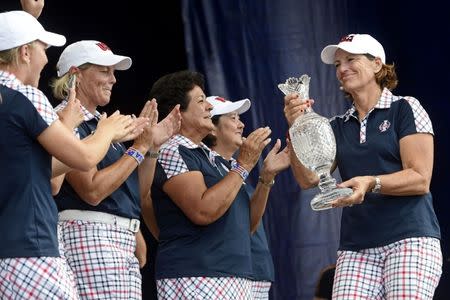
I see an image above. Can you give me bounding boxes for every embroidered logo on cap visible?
[215,96,227,103]
[340,34,355,42]
[379,120,391,132]
[96,42,110,51]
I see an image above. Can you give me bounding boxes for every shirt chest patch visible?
[378,120,391,132]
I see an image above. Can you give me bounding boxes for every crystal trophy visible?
[278,75,352,210]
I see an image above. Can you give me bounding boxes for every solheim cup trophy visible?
[278,75,352,210]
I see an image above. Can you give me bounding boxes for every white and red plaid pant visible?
[157,276,253,300]
[333,237,442,299]
[251,280,271,300]
[0,256,79,299]
[59,220,141,300]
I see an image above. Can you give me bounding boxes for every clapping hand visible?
[237,126,272,172]
[260,139,290,181]
[97,111,135,142]
[113,101,151,143]
[134,99,181,151]
[57,83,84,130]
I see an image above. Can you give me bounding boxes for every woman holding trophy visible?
[283,34,442,299]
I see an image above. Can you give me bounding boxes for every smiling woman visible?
[285,33,442,300]
[50,40,182,299]
[146,70,275,299]
[0,11,137,300]
[202,95,290,299]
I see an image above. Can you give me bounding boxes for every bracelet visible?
[371,176,381,193]
[125,147,144,165]
[145,150,159,159]
[230,161,249,181]
[258,176,275,187]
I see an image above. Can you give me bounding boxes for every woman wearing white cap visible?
[203,96,290,299]
[0,11,134,299]
[51,40,181,299]
[284,33,442,299]
[147,70,272,299]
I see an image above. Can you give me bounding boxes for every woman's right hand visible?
[283,93,314,127]
[237,126,272,172]
[96,111,134,142]
[57,86,84,130]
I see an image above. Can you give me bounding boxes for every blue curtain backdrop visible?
[182,1,450,299]
[182,1,349,299]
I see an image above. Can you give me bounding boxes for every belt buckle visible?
[129,219,140,233]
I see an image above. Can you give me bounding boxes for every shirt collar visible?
[59,99,102,121]
[168,134,214,152]
[343,88,396,122]
[167,134,222,166]
[375,88,396,109]
[0,70,23,88]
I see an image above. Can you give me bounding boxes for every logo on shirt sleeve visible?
[378,120,391,132]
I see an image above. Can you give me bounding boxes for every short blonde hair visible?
[50,63,92,100]
[50,73,70,100]
[0,47,20,66]
[0,41,36,67]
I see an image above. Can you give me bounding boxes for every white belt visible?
[59,209,140,233]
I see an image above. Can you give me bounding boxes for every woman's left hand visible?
[131,99,181,152]
[260,139,290,182]
[113,116,149,143]
[330,176,374,208]
[148,103,181,149]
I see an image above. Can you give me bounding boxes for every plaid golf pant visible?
[333,237,442,299]
[251,280,271,300]
[59,220,141,300]
[0,256,79,299]
[157,276,253,299]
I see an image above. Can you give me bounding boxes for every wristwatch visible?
[371,176,381,193]
[145,150,159,159]
[258,176,275,187]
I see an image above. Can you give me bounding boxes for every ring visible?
[348,204,353,207]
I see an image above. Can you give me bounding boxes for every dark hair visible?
[149,70,205,121]
[314,264,336,299]
[202,115,221,147]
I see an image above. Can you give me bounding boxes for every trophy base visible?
[310,187,353,211]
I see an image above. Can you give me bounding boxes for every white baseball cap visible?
[56,40,132,77]
[0,11,66,51]
[321,34,385,64]
[206,96,251,117]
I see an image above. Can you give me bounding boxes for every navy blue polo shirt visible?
[241,181,275,282]
[152,134,253,279]
[54,118,140,219]
[0,86,59,258]
[330,88,440,250]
